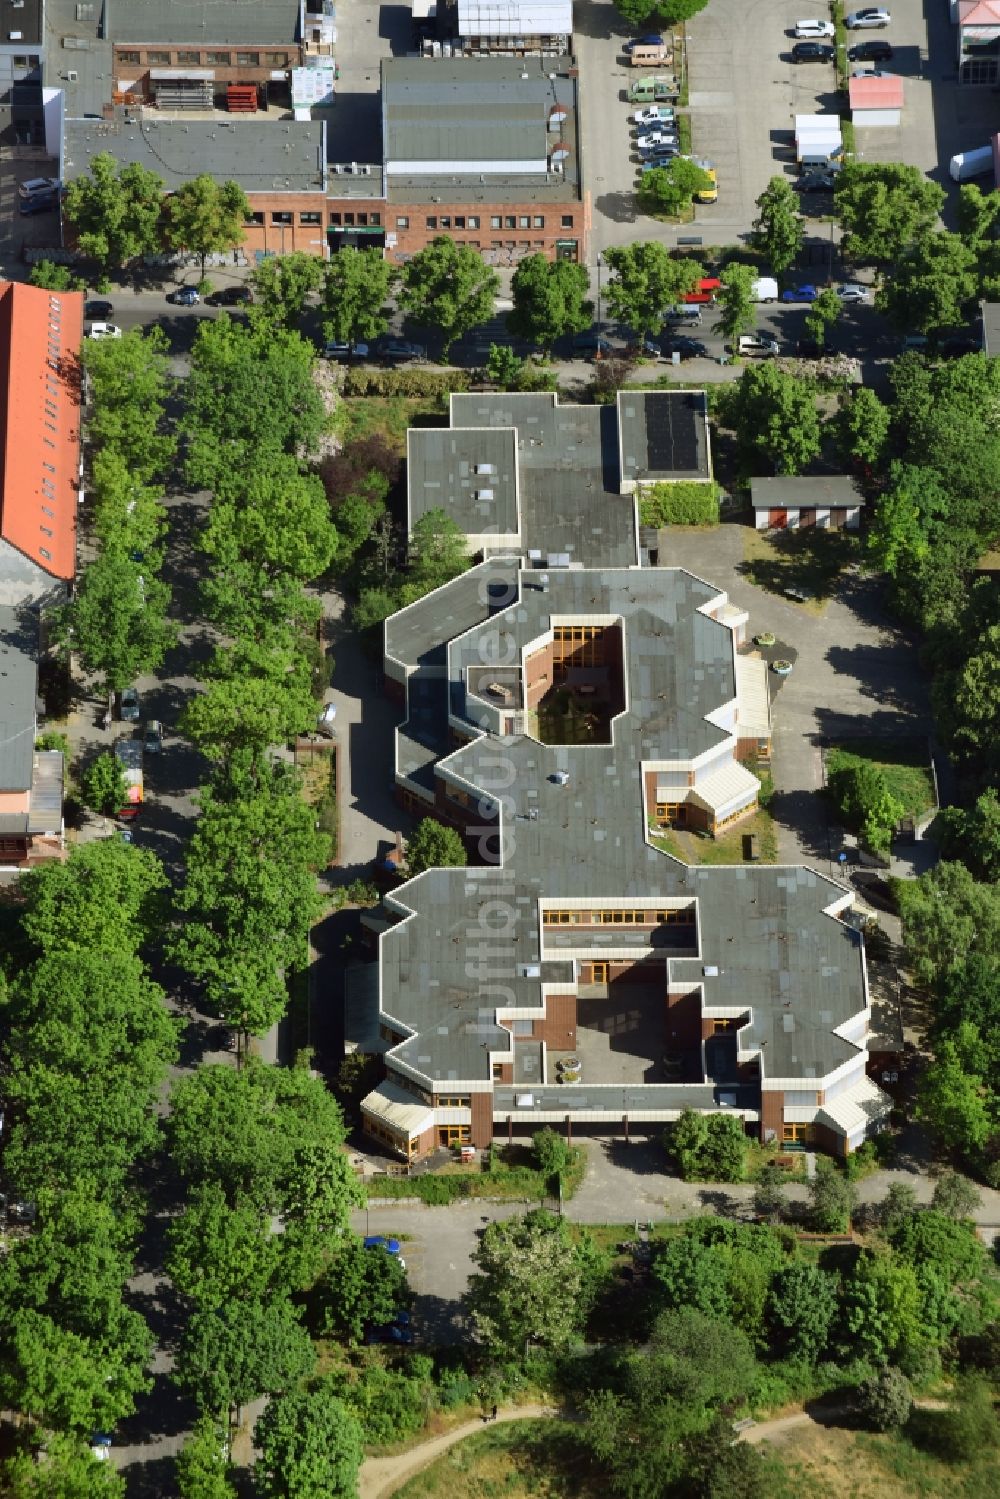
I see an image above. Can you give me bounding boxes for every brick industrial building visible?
[349,391,891,1163]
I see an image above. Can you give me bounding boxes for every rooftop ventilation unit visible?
[474,462,496,475]
[551,770,570,786]
[475,488,494,500]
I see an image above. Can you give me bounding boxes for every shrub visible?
[808,1159,856,1232]
[435,1364,476,1409]
[931,1168,982,1221]
[639,480,720,527]
[856,1365,912,1431]
[35,730,71,759]
[80,749,129,816]
[342,367,470,399]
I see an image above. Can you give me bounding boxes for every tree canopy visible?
[834,162,945,264]
[62,152,165,271]
[399,237,500,356]
[751,176,804,275]
[603,242,701,337]
[254,1382,364,1499]
[164,176,250,274]
[507,255,592,350]
[322,247,396,346]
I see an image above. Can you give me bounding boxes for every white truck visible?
[949,146,995,182]
[753,277,779,302]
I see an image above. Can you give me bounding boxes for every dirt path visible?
[358,1404,559,1498]
[740,1397,948,1447]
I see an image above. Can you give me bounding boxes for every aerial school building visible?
[355,392,891,1163]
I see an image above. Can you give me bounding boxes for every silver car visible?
[845,7,890,26]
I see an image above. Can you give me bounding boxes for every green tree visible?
[0,1308,152,1435]
[180,638,319,765]
[464,1210,591,1354]
[866,462,950,579]
[767,1263,837,1362]
[685,1417,768,1499]
[164,176,250,276]
[399,237,499,357]
[897,862,1000,990]
[616,0,710,23]
[834,162,945,265]
[603,242,701,340]
[876,231,978,335]
[321,247,395,346]
[752,1163,789,1224]
[175,1415,236,1499]
[715,262,759,346]
[170,757,329,1041]
[507,254,591,351]
[877,1182,919,1237]
[305,1236,407,1343]
[931,1169,982,1221]
[827,760,904,856]
[533,1127,572,1182]
[949,624,1000,763]
[956,182,1000,246]
[921,1373,999,1460]
[82,328,175,483]
[916,1037,993,1158]
[936,790,1000,884]
[250,252,325,330]
[406,817,468,877]
[856,1366,913,1431]
[835,387,890,469]
[843,1250,923,1363]
[809,1158,856,1232]
[80,752,129,817]
[638,157,713,216]
[803,286,841,348]
[166,1059,350,1215]
[1,1435,126,1497]
[485,341,525,387]
[62,152,165,272]
[55,548,176,711]
[28,260,86,292]
[255,1383,364,1499]
[174,1299,315,1422]
[166,1183,280,1312]
[721,362,821,475]
[407,507,469,587]
[751,176,804,275]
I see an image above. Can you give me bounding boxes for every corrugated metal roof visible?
[109,0,300,46]
[457,0,573,34]
[849,74,904,110]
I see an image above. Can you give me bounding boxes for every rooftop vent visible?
[551,770,570,786]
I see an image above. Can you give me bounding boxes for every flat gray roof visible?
[980,300,1000,357]
[408,427,519,541]
[618,390,712,484]
[63,117,325,194]
[750,476,865,509]
[450,393,638,568]
[0,607,38,794]
[108,0,301,46]
[385,561,520,672]
[1,0,41,46]
[382,55,580,191]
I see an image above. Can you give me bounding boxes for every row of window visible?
[553,625,604,642]
[396,213,576,231]
[118,50,290,67]
[543,909,695,926]
[437,1095,471,1108]
[364,1118,415,1155]
[714,803,756,833]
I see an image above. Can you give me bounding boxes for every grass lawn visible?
[758,1418,1000,1499]
[395,1419,604,1499]
[651,804,777,866]
[826,739,936,820]
[742,526,859,613]
[334,395,443,452]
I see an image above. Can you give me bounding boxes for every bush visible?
[435,1364,476,1409]
[35,730,71,759]
[342,367,470,399]
[639,480,720,527]
[666,1109,746,1182]
[80,750,129,816]
[808,1159,856,1232]
[931,1168,981,1221]
[856,1365,912,1431]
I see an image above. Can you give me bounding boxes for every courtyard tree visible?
[464,1210,594,1355]
[62,152,165,272]
[399,237,500,357]
[508,254,592,351]
[321,246,396,346]
[803,286,841,348]
[751,176,804,275]
[602,242,701,340]
[721,362,821,476]
[714,262,758,346]
[876,231,978,335]
[835,387,890,469]
[834,162,945,264]
[808,1158,856,1232]
[80,752,129,818]
[250,251,325,330]
[638,157,713,217]
[163,175,251,277]
[405,817,468,877]
[254,1382,364,1499]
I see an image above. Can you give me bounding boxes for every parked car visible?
[664,305,703,325]
[794,18,835,36]
[205,286,253,306]
[168,286,200,305]
[850,67,892,77]
[798,170,837,191]
[845,7,890,27]
[120,686,140,722]
[86,323,122,339]
[626,335,662,358]
[737,333,779,357]
[849,38,893,59]
[836,282,869,302]
[364,1235,406,1270]
[640,147,680,164]
[19,175,59,198]
[89,1435,113,1464]
[84,299,114,320]
[143,720,163,754]
[662,335,708,359]
[633,105,674,125]
[322,340,369,361]
[936,334,980,358]
[572,331,618,359]
[19,194,56,215]
[781,284,819,302]
[365,1312,413,1346]
[636,128,679,148]
[376,337,427,362]
[791,41,834,61]
[624,33,665,51]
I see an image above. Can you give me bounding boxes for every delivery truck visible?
[114,736,143,819]
[949,146,995,182]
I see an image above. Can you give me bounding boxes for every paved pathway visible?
[359,1404,558,1499]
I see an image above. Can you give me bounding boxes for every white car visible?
[794,18,835,37]
[850,67,892,77]
[836,283,869,302]
[845,7,890,27]
[633,105,675,126]
[86,323,122,340]
[19,175,59,198]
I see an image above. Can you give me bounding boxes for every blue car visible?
[365,1311,413,1345]
[168,286,200,306]
[364,1234,401,1255]
[781,284,819,302]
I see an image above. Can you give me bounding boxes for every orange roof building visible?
[0,279,84,605]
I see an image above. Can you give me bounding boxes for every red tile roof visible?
[0,280,84,581]
[849,74,904,111]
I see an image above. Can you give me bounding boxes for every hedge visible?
[342,367,471,399]
[639,480,720,527]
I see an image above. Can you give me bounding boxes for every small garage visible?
[849,73,904,130]
[750,476,865,531]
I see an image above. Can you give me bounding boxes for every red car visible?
[682,277,721,304]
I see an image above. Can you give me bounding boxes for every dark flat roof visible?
[63,117,325,194]
[108,0,301,46]
[0,606,37,793]
[750,476,865,509]
[618,390,712,484]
